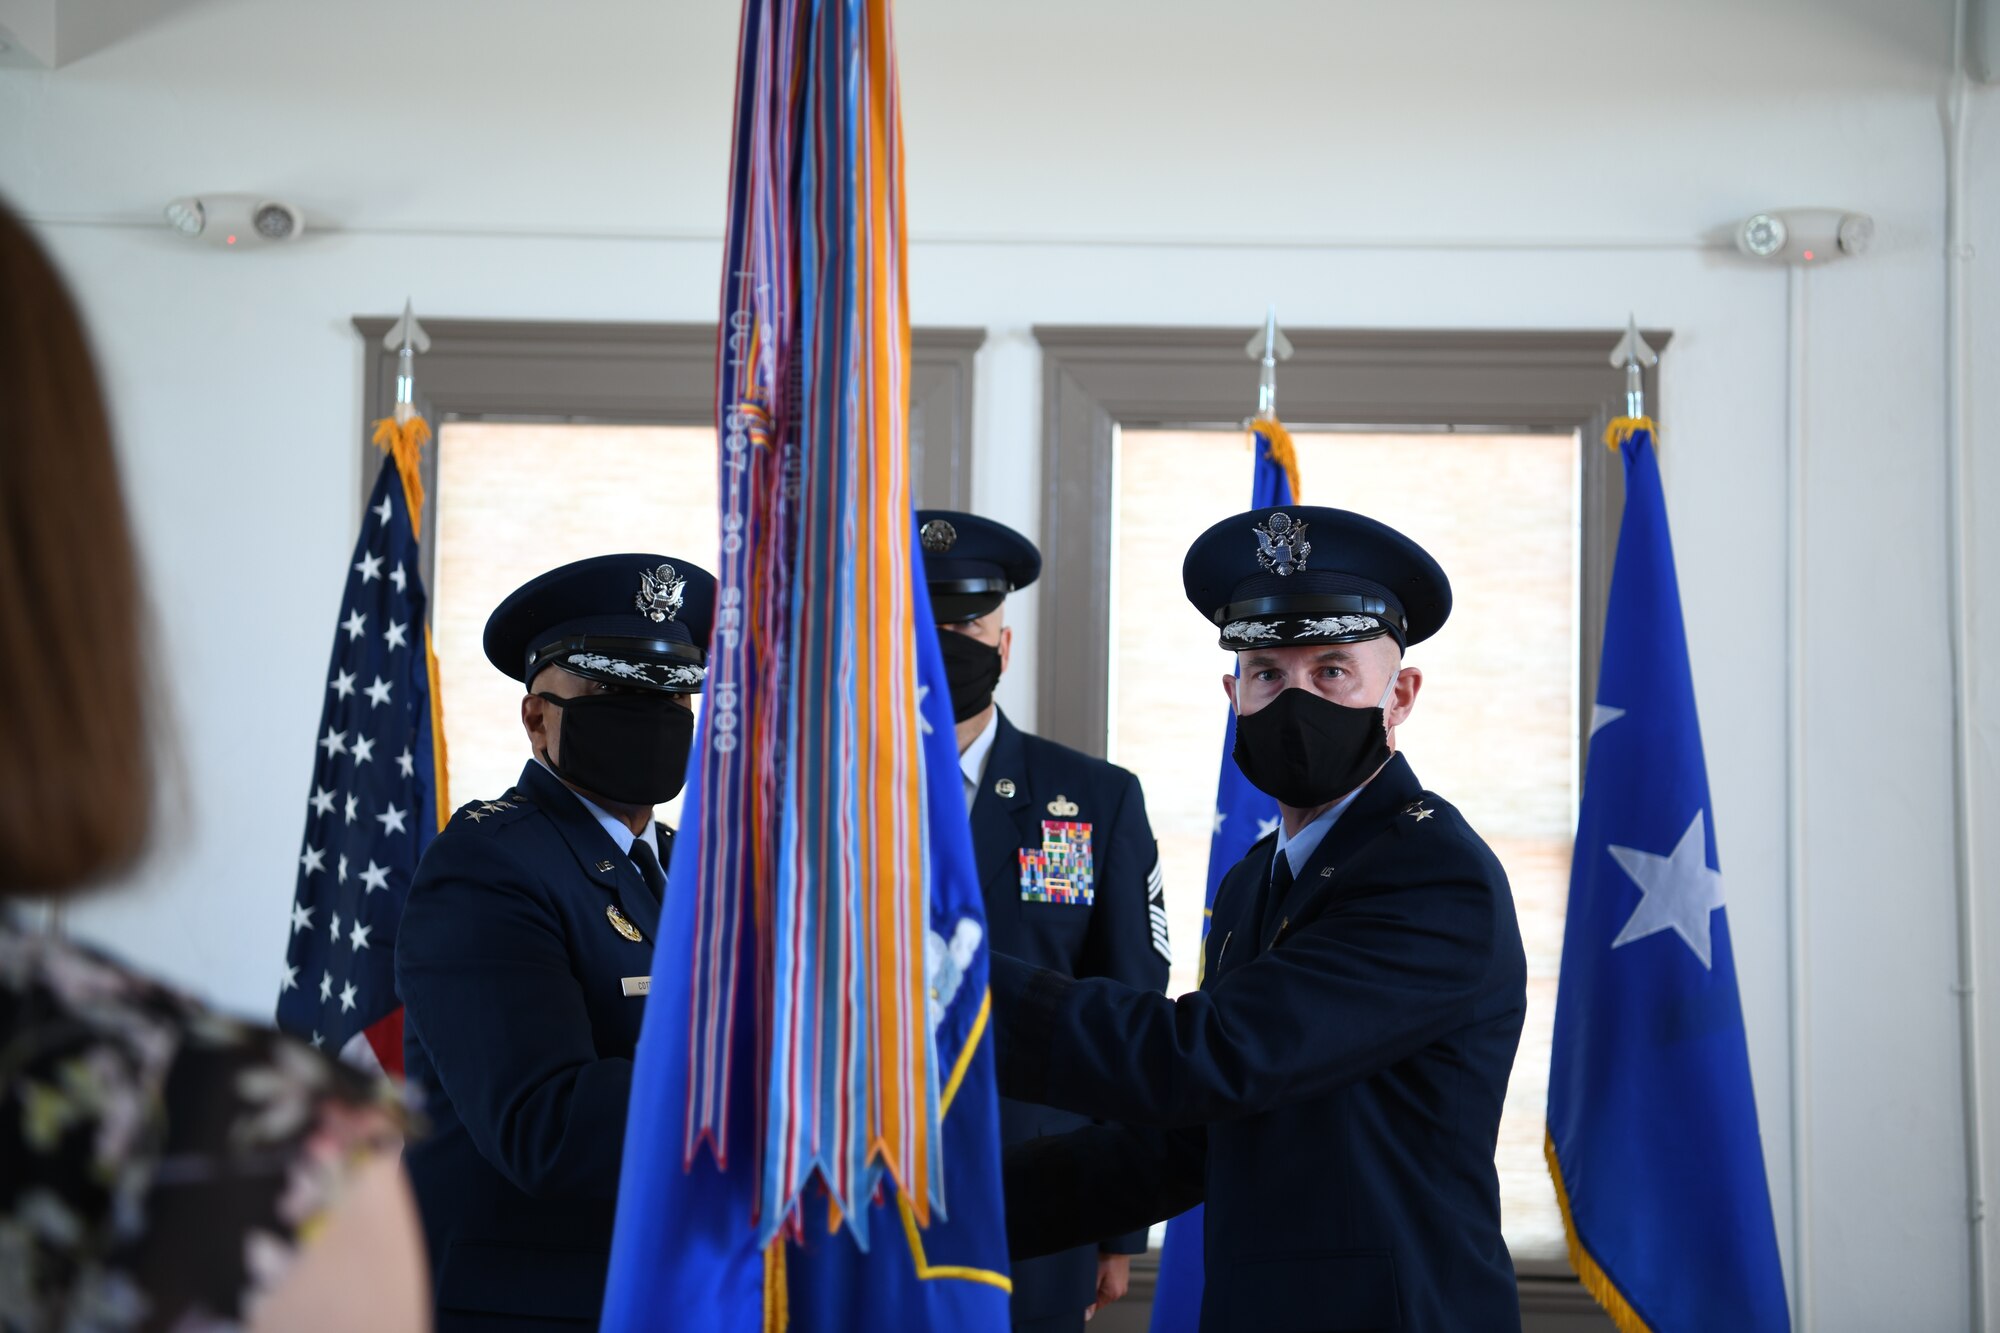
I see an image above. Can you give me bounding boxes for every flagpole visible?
[1942,2,1989,1325]
[1784,263,1814,1333]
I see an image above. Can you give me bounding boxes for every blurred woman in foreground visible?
[0,199,429,1333]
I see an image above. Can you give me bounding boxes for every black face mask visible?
[1231,685,1393,809]
[936,630,1003,723]
[538,691,696,805]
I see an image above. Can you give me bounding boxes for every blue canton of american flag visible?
[277,457,442,1069]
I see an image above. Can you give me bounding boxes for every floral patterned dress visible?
[0,914,406,1333]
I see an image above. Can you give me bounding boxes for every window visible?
[350,316,983,816]
[1109,426,1579,1261]
[430,422,719,823]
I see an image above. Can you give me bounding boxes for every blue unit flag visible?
[1545,422,1789,1332]
[600,525,1009,1332]
[1150,420,1297,1333]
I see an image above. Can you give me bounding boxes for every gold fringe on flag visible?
[423,623,451,832]
[372,413,449,829]
[1544,1129,1655,1333]
[371,415,433,540]
[1603,416,1657,452]
[763,1239,789,1333]
[1253,415,1303,502]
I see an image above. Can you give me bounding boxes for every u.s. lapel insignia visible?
[1019,820,1095,906]
[606,903,644,942]
[1047,794,1079,817]
[995,778,1016,799]
[595,859,616,874]
[1404,801,1436,822]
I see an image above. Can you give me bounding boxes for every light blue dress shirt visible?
[1272,782,1368,879]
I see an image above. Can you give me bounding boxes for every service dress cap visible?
[1182,506,1451,651]
[483,553,717,694]
[915,510,1042,623]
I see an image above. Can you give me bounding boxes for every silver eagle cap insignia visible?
[635,563,686,623]
[1253,512,1311,576]
[920,519,957,553]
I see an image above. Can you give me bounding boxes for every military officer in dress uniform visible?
[992,507,1528,1333]
[394,553,715,1332]
[918,509,1172,1333]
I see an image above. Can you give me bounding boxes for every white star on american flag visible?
[390,562,408,593]
[299,845,326,876]
[280,962,298,992]
[330,669,357,700]
[1257,815,1282,839]
[338,981,359,1013]
[373,495,394,525]
[353,735,376,765]
[319,727,347,757]
[365,677,393,708]
[344,793,359,825]
[397,747,414,778]
[329,909,341,941]
[319,971,333,1001]
[290,901,315,933]
[310,1031,324,1049]
[376,803,409,836]
[342,610,367,641]
[355,552,384,584]
[916,684,932,735]
[384,619,409,651]
[349,922,373,951]
[359,861,391,895]
[309,786,336,817]
[337,854,349,883]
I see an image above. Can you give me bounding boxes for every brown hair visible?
[0,199,154,895]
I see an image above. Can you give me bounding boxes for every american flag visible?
[277,451,444,1072]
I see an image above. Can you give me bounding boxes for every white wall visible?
[2,0,1991,1326]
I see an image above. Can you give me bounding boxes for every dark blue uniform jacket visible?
[971,710,1170,1329]
[993,754,1527,1333]
[395,759,665,1332]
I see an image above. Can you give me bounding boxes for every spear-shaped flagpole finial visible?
[383,299,432,425]
[1608,313,1657,420]
[1244,303,1294,421]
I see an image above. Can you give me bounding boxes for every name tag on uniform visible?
[1019,820,1094,905]
[621,975,651,997]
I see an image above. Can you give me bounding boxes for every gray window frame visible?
[351,317,984,600]
[1034,325,1667,771]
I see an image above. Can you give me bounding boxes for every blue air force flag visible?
[1545,424,1789,1332]
[1151,420,1297,1333]
[277,457,442,1070]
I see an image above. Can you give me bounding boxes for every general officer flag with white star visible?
[1545,422,1789,1332]
[277,451,444,1072]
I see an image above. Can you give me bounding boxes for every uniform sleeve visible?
[1075,767,1172,1254]
[1003,1120,1206,1261]
[396,834,632,1200]
[990,835,1502,1128]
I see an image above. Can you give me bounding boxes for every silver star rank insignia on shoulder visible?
[1405,801,1436,822]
